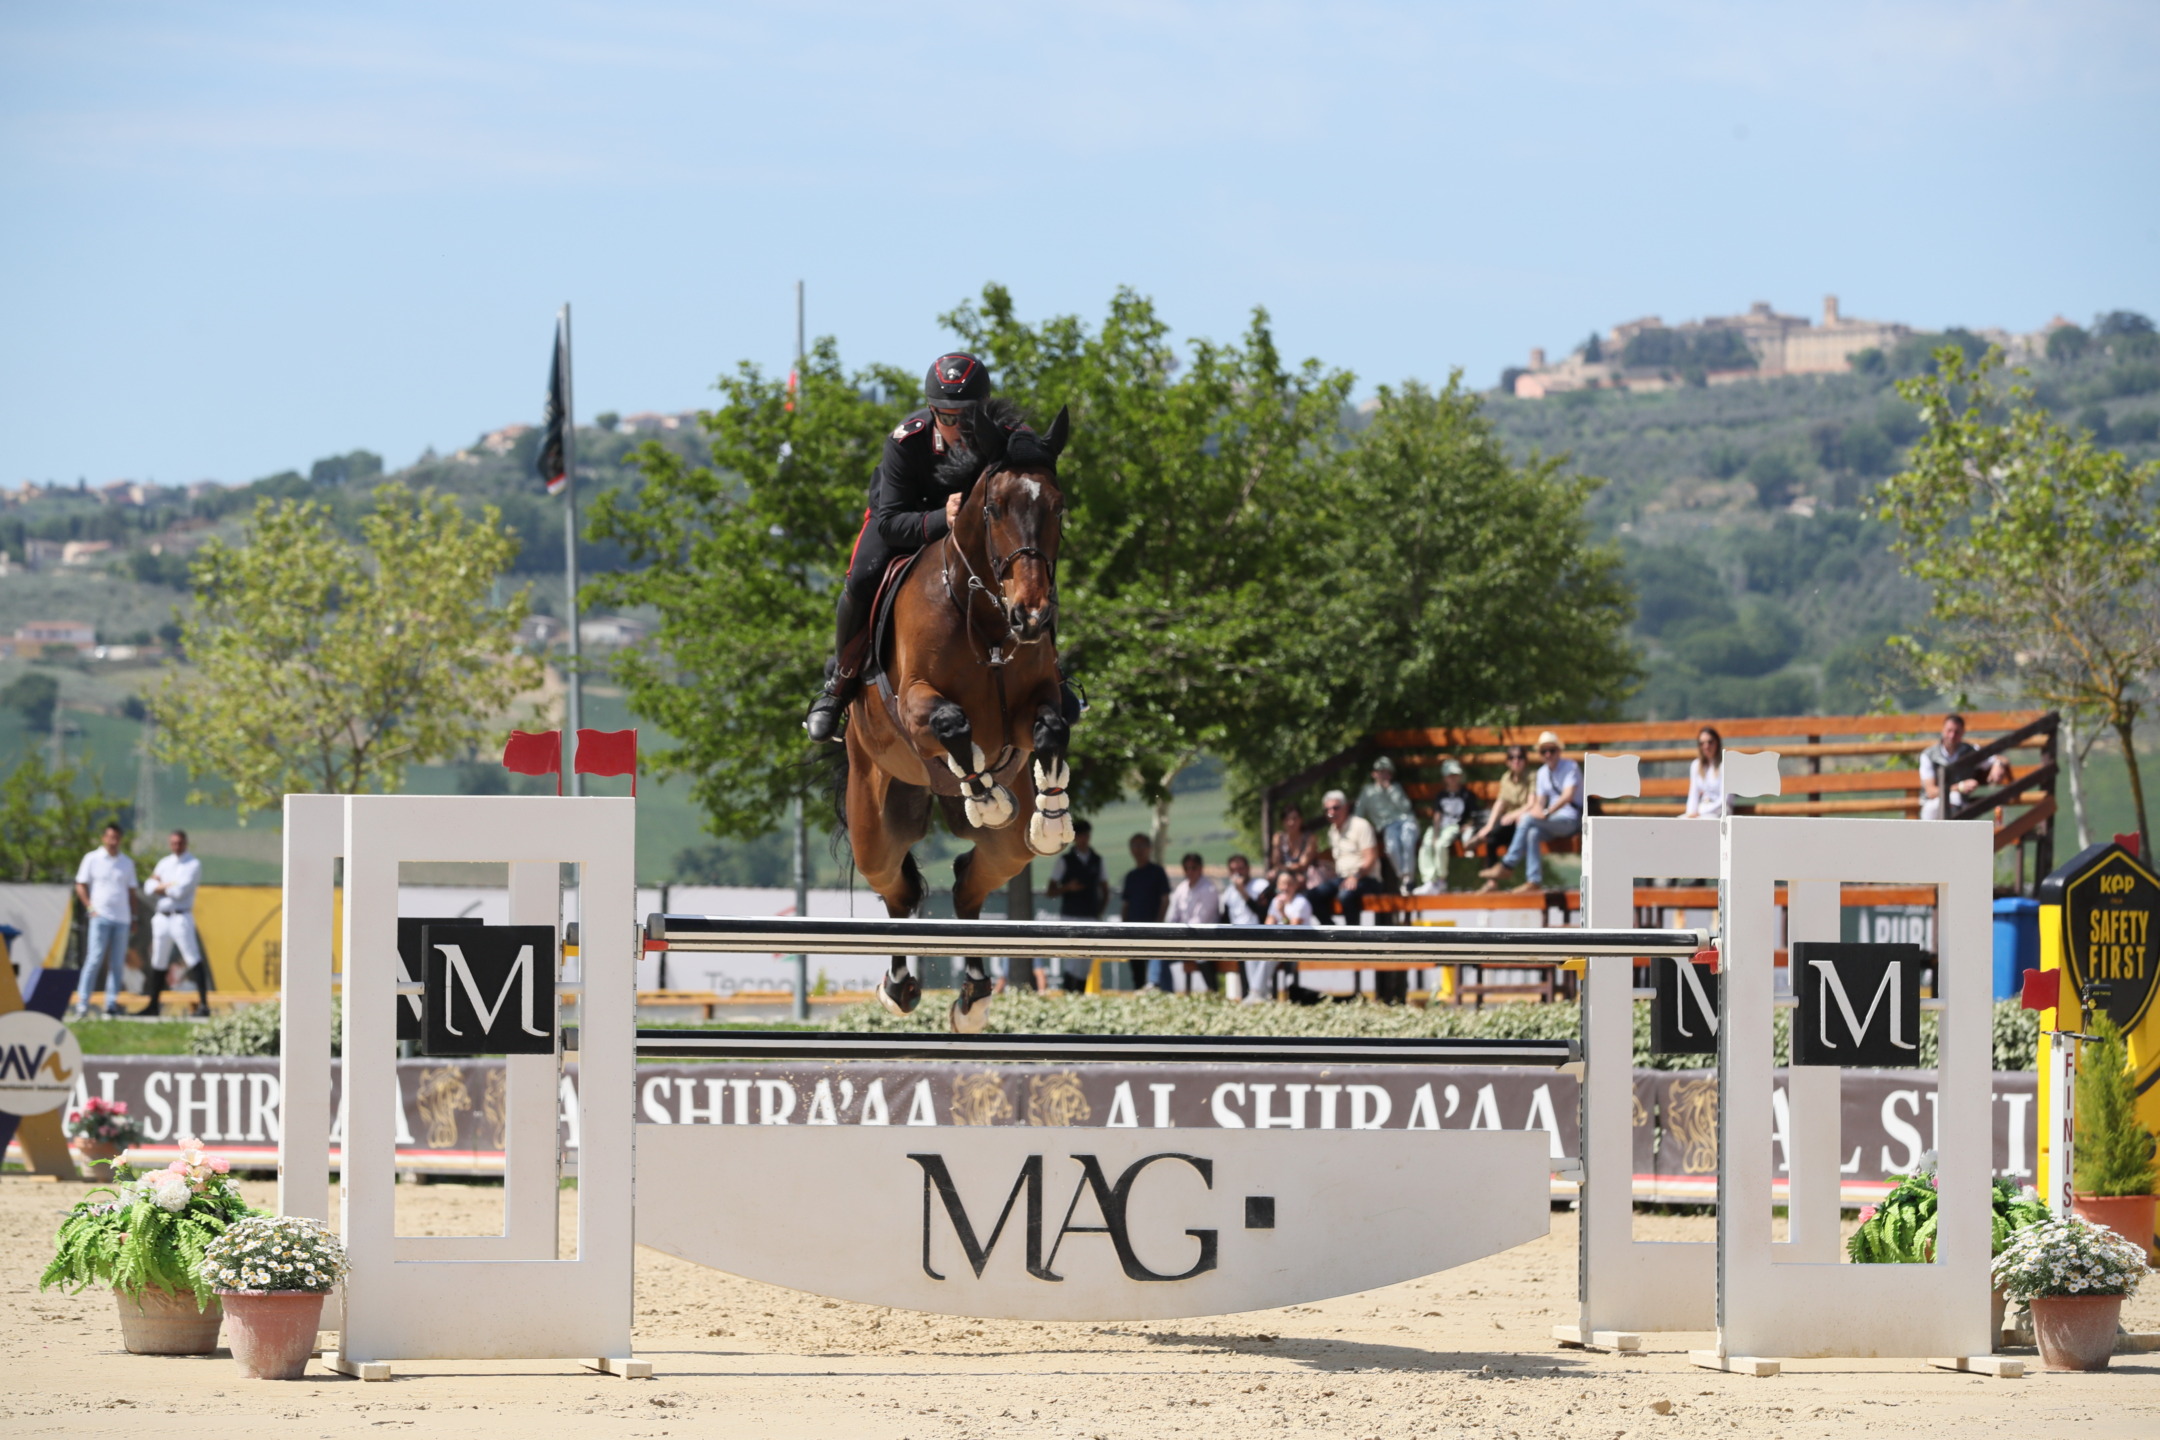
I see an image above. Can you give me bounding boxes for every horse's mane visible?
[934,397,1030,490]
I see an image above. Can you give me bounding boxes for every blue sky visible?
[3,2,2155,486]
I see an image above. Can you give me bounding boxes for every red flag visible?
[503,730,563,796]
[575,728,638,795]
[2020,968,2060,1013]
[2116,832,2142,859]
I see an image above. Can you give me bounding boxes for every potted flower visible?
[197,1213,348,1379]
[2071,1016,2159,1262]
[1848,1167,2050,1344]
[62,1097,143,1182]
[1993,1211,2150,1370]
[39,1136,254,1354]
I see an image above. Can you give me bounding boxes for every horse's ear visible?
[968,406,1010,463]
[1043,406,1071,459]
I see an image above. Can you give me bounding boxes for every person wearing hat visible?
[1415,758,1480,893]
[805,352,1016,742]
[1480,732,1581,891]
[1354,755,1418,894]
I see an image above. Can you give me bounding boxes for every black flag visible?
[537,318,569,495]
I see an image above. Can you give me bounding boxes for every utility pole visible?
[559,303,585,794]
[790,280,810,1021]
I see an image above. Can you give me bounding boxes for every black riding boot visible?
[804,587,870,744]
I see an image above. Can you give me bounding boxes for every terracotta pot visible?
[2072,1192,2159,1264]
[2030,1293,2124,1372]
[74,1138,122,1182]
[218,1290,327,1379]
[113,1285,223,1355]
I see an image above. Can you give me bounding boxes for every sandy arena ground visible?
[4,1174,2157,1439]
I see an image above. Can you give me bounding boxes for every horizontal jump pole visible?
[646,914,1707,965]
[623,1029,1578,1067]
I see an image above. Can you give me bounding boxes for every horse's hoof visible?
[949,978,994,1034]
[877,969,922,1016]
[1027,808,1073,855]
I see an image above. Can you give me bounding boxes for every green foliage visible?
[185,1000,326,1057]
[1,670,60,731]
[1874,347,2160,853]
[2047,324,2091,363]
[307,450,384,487]
[1847,1173,2048,1264]
[1620,327,1757,374]
[0,752,130,882]
[2073,1015,2159,1197]
[40,1160,254,1306]
[152,484,540,814]
[70,1016,201,1055]
[829,987,1588,1041]
[584,341,915,832]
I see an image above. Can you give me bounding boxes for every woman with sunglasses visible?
[805,353,1006,742]
[1682,726,1729,818]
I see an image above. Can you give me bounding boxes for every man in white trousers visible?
[142,829,208,1016]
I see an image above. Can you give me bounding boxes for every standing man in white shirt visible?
[143,829,209,1017]
[1164,852,1224,993]
[72,822,139,1017]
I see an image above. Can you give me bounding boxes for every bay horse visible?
[840,400,1076,1031]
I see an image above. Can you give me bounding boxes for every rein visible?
[939,462,1058,671]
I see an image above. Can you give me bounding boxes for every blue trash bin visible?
[1992,896,2040,1000]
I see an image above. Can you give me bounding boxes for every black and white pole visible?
[558,302,585,795]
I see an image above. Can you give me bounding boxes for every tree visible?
[152,484,538,813]
[2046,324,2090,364]
[0,753,128,882]
[1873,348,2160,854]
[0,671,60,733]
[583,341,915,836]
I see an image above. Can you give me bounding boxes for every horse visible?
[838,400,1076,1031]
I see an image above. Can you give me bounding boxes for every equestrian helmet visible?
[925,352,992,409]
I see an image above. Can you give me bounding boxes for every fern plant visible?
[2073,1014,2159,1197]
[39,1141,255,1307]
[1847,1172,2049,1263]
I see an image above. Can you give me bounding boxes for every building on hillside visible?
[16,621,96,657]
[617,412,696,434]
[578,615,648,649]
[1513,295,1917,397]
[21,539,66,569]
[60,540,115,566]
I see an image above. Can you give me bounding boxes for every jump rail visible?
[645,914,1708,964]
[622,1030,1578,1066]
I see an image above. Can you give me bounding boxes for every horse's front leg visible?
[1026,696,1074,856]
[906,684,1016,831]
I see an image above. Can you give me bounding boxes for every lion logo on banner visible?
[415,1066,473,1150]
[1664,1078,1719,1174]
[1025,1071,1091,1127]
[949,1072,1014,1126]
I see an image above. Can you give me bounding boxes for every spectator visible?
[1355,756,1417,893]
[1165,852,1224,993]
[72,822,138,1019]
[1255,866,1320,1001]
[1044,819,1109,993]
[1479,732,1581,892]
[1919,713,2013,821]
[1266,803,1316,884]
[1468,744,1535,863]
[1415,759,1479,893]
[1304,849,1341,919]
[141,829,208,1017]
[1222,853,1268,926]
[1120,833,1173,990]
[1682,727,1730,819]
[1320,789,1383,923]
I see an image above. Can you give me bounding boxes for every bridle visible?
[940,462,1060,669]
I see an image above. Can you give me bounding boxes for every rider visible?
[805,352,1077,742]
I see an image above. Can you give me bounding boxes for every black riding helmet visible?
[925,352,992,411]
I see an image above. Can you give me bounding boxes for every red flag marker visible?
[575,728,639,796]
[2115,832,2142,859]
[503,730,563,795]
[2020,968,2061,1013]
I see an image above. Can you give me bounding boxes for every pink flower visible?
[1858,1206,1878,1225]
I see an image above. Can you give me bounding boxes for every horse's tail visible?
[819,738,850,848]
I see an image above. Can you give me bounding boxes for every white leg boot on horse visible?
[1027,757,1073,855]
[945,743,1018,830]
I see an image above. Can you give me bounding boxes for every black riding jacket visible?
[859,408,1020,559]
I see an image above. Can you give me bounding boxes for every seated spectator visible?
[1468,744,1535,864]
[1222,853,1267,926]
[1254,865,1319,1001]
[1919,712,2014,821]
[1165,851,1224,992]
[1415,759,1480,892]
[1355,756,1417,894]
[1120,834,1173,991]
[1320,789,1384,922]
[1683,726,1730,819]
[1266,804,1316,884]
[1479,732,1580,892]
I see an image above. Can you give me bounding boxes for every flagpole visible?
[560,302,584,795]
[790,279,810,1022]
